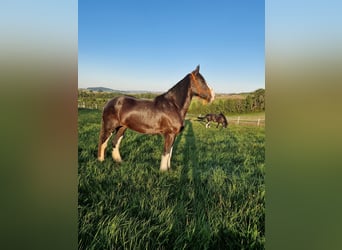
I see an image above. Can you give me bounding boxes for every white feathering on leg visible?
[112,136,123,162]
[167,147,173,170]
[160,153,170,171]
[98,136,111,161]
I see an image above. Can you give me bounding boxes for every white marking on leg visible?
[160,152,170,171]
[112,135,123,162]
[167,147,173,169]
[98,135,111,161]
[206,122,210,128]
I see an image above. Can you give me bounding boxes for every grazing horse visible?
[97,65,215,171]
[204,113,228,128]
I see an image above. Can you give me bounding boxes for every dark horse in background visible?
[98,65,215,171]
[199,113,228,128]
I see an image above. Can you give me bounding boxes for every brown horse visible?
[203,113,228,128]
[97,65,215,171]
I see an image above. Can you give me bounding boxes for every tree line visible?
[78,88,265,114]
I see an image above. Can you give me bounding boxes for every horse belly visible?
[124,112,181,135]
[127,120,160,134]
[121,111,160,134]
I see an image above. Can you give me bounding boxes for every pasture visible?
[78,108,265,249]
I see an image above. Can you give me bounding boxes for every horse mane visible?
[154,74,191,117]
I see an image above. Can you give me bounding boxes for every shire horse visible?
[97,65,215,171]
[203,113,228,128]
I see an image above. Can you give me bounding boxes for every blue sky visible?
[79,0,264,93]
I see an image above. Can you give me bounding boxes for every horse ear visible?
[192,65,200,75]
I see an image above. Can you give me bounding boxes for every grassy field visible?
[78,108,265,249]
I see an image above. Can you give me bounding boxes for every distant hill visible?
[87,87,119,92]
[85,87,160,95]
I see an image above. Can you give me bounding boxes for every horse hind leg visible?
[97,116,118,161]
[112,126,127,163]
[97,123,113,161]
[167,146,174,170]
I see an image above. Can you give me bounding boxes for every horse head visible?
[189,65,215,103]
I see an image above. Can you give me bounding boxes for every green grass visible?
[78,108,265,249]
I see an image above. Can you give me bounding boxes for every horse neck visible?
[163,75,193,119]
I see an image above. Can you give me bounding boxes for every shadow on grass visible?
[168,120,260,249]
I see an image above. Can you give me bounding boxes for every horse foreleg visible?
[160,134,176,171]
[112,127,127,163]
[206,122,210,128]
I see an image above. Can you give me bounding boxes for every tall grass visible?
[78,108,265,249]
